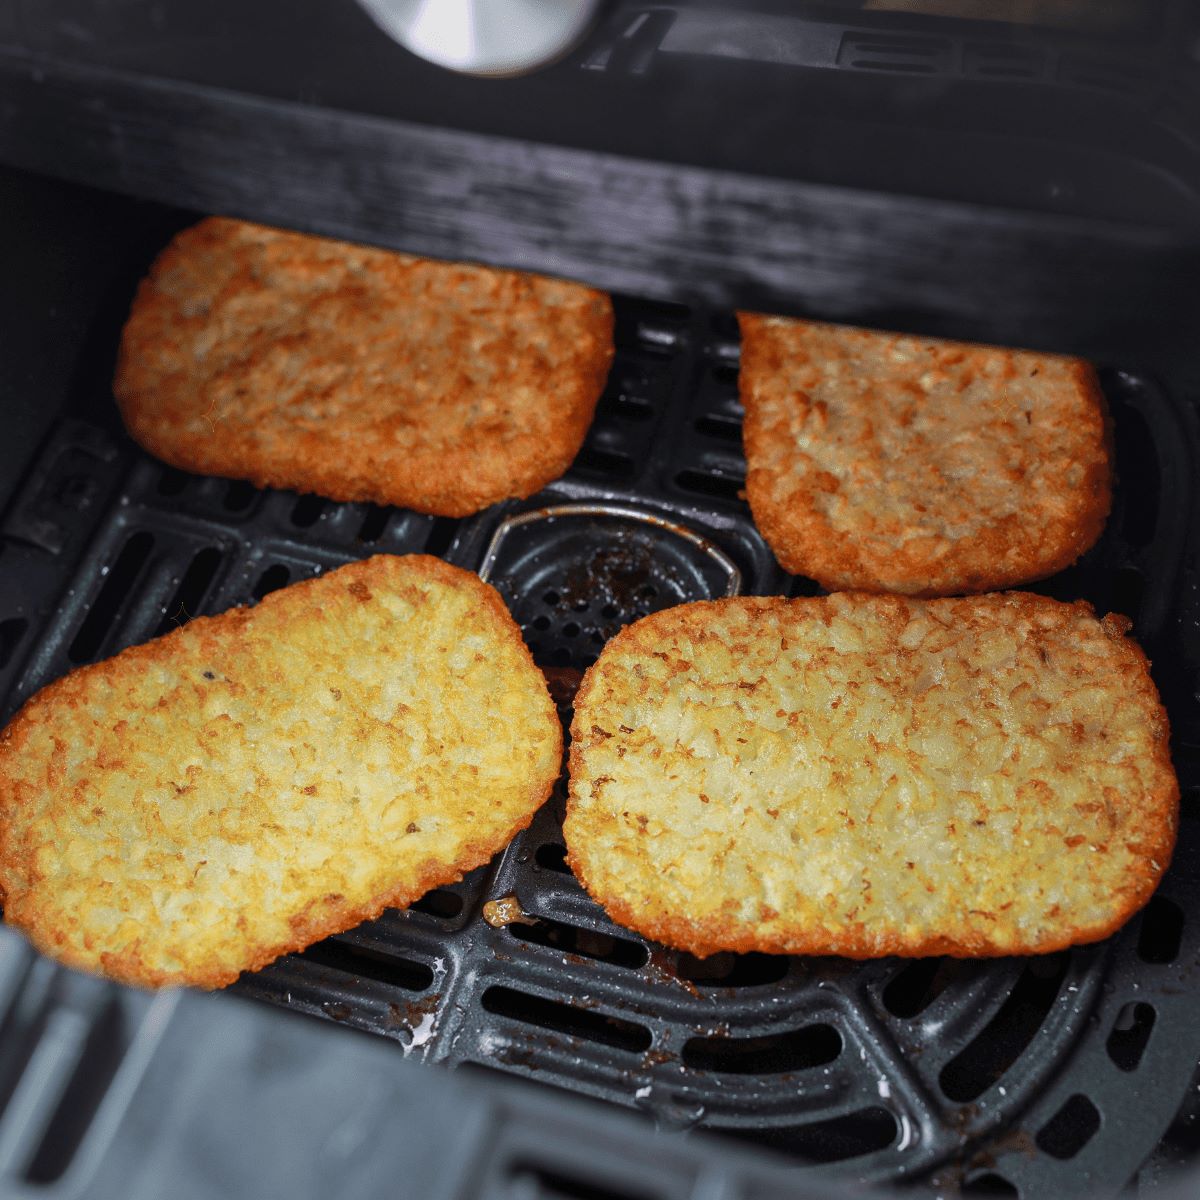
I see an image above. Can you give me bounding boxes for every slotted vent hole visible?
[883,958,960,1018]
[674,469,744,501]
[1115,408,1159,547]
[409,889,464,919]
[356,504,390,544]
[1184,786,1200,822]
[710,312,739,340]
[425,517,458,558]
[300,940,433,992]
[710,362,739,386]
[156,467,188,496]
[599,393,654,422]
[535,843,572,874]
[0,617,28,671]
[939,954,1069,1102]
[1136,896,1183,963]
[1106,1001,1155,1072]
[790,575,824,598]
[68,531,155,663]
[222,480,257,512]
[575,446,635,479]
[682,1024,841,1074]
[734,1107,897,1162]
[694,415,742,443]
[153,546,222,637]
[962,1174,1020,1197]
[508,1165,660,1200]
[25,997,129,1184]
[1035,1093,1101,1160]
[481,986,651,1053]
[613,302,689,353]
[506,919,648,969]
[290,494,326,527]
[674,951,787,988]
[1111,565,1145,627]
[252,564,291,600]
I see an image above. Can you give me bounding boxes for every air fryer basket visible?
[1,246,1199,1200]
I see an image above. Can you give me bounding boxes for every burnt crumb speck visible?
[202,670,215,680]
[406,822,419,834]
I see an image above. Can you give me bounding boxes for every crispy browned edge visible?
[0,554,562,989]
[564,593,1178,959]
[737,314,1114,597]
[112,218,616,519]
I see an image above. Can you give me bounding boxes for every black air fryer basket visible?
[0,3,1199,1199]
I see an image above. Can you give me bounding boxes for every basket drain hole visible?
[425,517,459,558]
[1035,1093,1100,1160]
[576,446,635,479]
[506,919,648,969]
[252,563,291,600]
[674,951,787,988]
[290,495,326,527]
[223,480,257,512]
[961,1173,1019,1197]
[1106,1001,1155,1072]
[939,954,1068,1103]
[1111,565,1145,627]
[68,531,155,663]
[356,504,390,544]
[409,889,464,919]
[1136,896,1183,963]
[534,843,573,874]
[731,1106,896,1162]
[481,986,651,1053]
[882,958,960,1018]
[695,415,742,443]
[154,546,222,637]
[1114,406,1159,549]
[674,469,744,502]
[25,996,132,1185]
[508,1163,660,1200]
[0,617,28,671]
[298,940,433,992]
[681,1023,841,1074]
[156,466,189,496]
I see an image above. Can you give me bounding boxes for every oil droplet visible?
[483,896,538,929]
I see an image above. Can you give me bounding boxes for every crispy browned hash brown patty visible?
[738,314,1112,596]
[0,555,561,989]
[114,217,614,517]
[565,592,1176,958]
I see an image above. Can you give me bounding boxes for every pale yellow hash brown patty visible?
[114,217,614,517]
[0,555,561,989]
[738,314,1112,596]
[565,593,1176,958]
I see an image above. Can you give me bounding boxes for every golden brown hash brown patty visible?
[0,555,561,989]
[114,218,614,517]
[738,314,1112,596]
[565,592,1176,958]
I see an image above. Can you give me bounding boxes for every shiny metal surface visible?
[354,0,602,76]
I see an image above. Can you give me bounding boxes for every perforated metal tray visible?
[1,295,1199,1199]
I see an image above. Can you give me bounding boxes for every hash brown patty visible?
[738,314,1112,596]
[114,218,614,517]
[0,555,561,988]
[565,592,1176,958]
